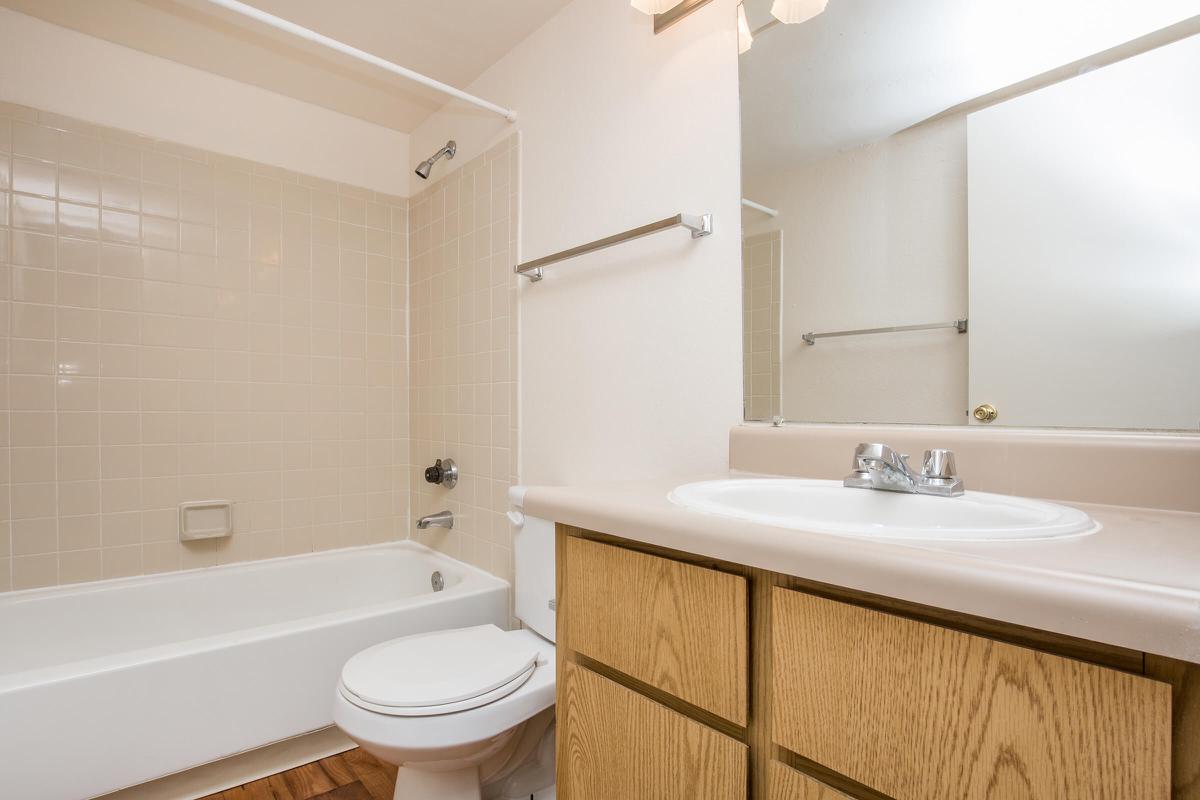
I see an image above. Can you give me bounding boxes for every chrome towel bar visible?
[803,318,968,345]
[515,212,712,282]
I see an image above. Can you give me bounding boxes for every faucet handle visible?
[921,449,958,480]
[844,443,875,487]
[424,457,458,489]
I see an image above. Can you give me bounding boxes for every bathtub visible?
[0,541,509,800]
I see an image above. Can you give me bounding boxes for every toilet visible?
[332,488,556,800]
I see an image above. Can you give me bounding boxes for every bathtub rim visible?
[0,540,510,694]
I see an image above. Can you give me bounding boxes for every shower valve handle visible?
[424,458,458,489]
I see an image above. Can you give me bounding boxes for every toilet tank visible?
[509,486,555,643]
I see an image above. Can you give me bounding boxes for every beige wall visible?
[409,0,744,485]
[408,136,519,583]
[0,8,410,197]
[0,101,410,591]
[743,116,968,425]
[742,231,780,421]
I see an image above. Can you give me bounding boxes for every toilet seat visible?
[339,624,540,717]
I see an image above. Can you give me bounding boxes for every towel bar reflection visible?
[514,212,712,282]
[802,319,968,345]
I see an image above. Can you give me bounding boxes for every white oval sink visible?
[668,479,1098,542]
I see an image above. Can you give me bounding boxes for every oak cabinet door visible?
[772,588,1172,800]
[557,662,747,800]
[563,536,748,723]
[768,761,852,800]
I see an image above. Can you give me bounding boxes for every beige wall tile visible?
[0,102,414,592]
[408,136,518,583]
[742,232,781,421]
[12,517,56,555]
[12,230,56,269]
[58,549,103,584]
[13,553,57,590]
[12,158,56,197]
[102,544,142,579]
[101,208,140,244]
[58,514,101,551]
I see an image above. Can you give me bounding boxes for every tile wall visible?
[742,231,781,421]
[408,136,519,584]
[0,102,410,591]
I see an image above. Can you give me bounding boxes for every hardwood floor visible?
[200,749,396,800]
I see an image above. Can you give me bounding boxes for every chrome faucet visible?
[844,443,964,497]
[416,510,454,530]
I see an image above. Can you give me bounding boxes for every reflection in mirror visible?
[739,0,1200,431]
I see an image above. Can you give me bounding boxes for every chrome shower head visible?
[414,140,457,180]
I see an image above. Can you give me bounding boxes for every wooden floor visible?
[200,748,396,800]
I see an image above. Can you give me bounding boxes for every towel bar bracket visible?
[680,213,713,239]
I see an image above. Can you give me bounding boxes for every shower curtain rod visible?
[201,0,518,122]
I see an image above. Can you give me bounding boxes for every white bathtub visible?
[0,541,509,800]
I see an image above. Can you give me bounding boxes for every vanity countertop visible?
[525,475,1200,663]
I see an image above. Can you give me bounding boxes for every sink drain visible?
[430,571,444,592]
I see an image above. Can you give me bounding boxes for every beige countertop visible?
[524,474,1200,664]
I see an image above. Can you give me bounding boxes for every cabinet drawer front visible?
[769,761,852,800]
[564,536,748,723]
[772,588,1171,800]
[558,662,747,800]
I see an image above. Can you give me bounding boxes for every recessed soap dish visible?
[179,500,233,541]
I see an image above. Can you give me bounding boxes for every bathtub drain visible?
[431,571,445,592]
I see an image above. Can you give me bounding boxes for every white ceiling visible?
[739,0,1200,182]
[0,0,574,133]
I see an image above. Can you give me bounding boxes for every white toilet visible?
[333,488,556,800]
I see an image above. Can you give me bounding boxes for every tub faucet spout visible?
[416,510,454,530]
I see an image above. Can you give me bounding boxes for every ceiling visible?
[0,0,574,132]
[739,0,1200,182]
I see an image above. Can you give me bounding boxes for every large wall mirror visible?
[738,1,1200,430]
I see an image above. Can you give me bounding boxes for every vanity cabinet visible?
[556,525,1197,800]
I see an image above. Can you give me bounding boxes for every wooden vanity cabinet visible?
[555,525,1196,800]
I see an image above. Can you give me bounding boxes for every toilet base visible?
[394,764,481,800]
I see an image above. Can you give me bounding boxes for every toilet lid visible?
[340,624,539,711]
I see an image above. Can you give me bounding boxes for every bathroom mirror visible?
[738,0,1200,430]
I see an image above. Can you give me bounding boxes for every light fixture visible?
[769,0,827,24]
[737,2,753,53]
[631,0,677,14]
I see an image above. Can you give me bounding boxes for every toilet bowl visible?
[333,488,556,800]
[332,625,555,799]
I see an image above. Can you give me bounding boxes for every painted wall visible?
[742,116,969,425]
[409,0,744,485]
[0,8,410,196]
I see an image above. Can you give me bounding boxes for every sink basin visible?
[668,479,1098,542]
